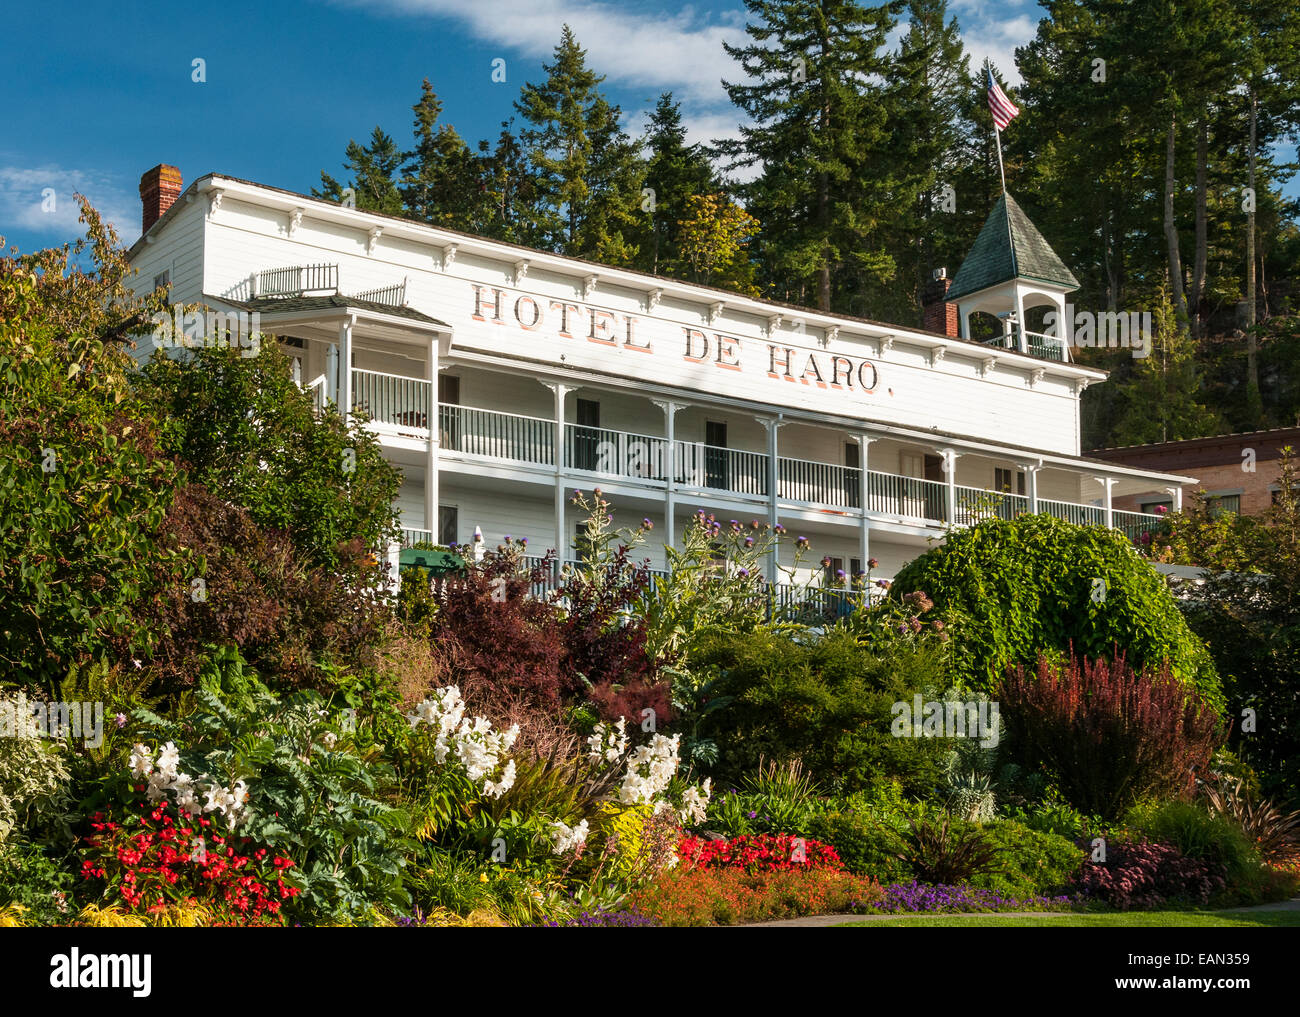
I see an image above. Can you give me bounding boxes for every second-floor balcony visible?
[350,368,1163,544]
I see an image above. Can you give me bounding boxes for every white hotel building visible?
[127,166,1189,593]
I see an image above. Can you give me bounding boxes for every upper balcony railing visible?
[979,325,1070,363]
[256,263,339,298]
[345,371,1162,544]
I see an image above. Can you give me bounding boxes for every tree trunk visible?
[1191,115,1208,339]
[1164,114,1189,327]
[1246,86,1260,405]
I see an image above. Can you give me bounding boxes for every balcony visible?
[348,370,1163,544]
[978,325,1070,363]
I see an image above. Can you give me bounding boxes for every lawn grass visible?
[836,910,1300,928]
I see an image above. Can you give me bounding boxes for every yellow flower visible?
[479,872,489,883]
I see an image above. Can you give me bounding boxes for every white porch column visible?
[761,415,785,585]
[940,448,959,525]
[1097,476,1117,529]
[652,400,683,552]
[856,434,874,584]
[338,316,355,418]
[1165,485,1184,512]
[1026,461,1041,514]
[424,336,440,542]
[544,382,572,573]
[325,342,339,406]
[1014,284,1029,355]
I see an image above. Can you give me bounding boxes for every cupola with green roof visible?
[947,192,1079,362]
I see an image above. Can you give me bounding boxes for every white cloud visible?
[0,165,138,248]
[330,0,749,105]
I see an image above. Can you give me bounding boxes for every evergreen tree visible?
[514,26,645,262]
[400,79,483,230]
[474,120,543,244]
[315,127,406,215]
[868,0,974,325]
[636,93,717,277]
[1110,289,1227,444]
[720,0,900,312]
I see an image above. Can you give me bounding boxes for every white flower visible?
[156,738,182,780]
[550,819,590,854]
[322,731,338,750]
[128,743,153,778]
[483,759,516,798]
[678,778,712,825]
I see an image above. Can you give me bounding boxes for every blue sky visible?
[0,0,1291,255]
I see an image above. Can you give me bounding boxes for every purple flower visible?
[114,713,127,729]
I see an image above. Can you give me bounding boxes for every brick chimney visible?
[922,268,959,338]
[139,164,183,234]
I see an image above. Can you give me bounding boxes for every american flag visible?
[987,68,1019,131]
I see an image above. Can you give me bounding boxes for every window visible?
[153,270,170,294]
[1204,492,1242,517]
[1139,499,1173,515]
[823,556,845,588]
[994,467,1026,495]
[438,506,458,547]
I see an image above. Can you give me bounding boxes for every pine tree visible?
[474,120,543,244]
[314,127,406,215]
[635,93,717,277]
[400,80,483,230]
[514,26,645,262]
[720,0,900,312]
[869,0,974,324]
[1110,289,1226,444]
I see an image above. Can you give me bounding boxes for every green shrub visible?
[967,820,1086,898]
[890,514,1221,707]
[807,811,914,884]
[0,840,75,925]
[690,628,952,795]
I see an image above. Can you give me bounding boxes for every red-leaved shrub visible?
[1071,836,1226,910]
[999,650,1225,820]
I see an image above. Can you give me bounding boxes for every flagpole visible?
[987,59,1007,195]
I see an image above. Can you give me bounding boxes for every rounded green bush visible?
[967,820,1087,898]
[807,811,914,884]
[890,515,1221,708]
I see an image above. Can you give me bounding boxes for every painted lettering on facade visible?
[470,284,877,395]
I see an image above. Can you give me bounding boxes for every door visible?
[923,454,946,521]
[844,442,861,508]
[438,374,460,451]
[574,398,600,471]
[900,451,925,518]
[705,420,729,490]
[438,505,458,547]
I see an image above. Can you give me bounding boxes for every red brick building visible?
[1088,427,1300,517]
